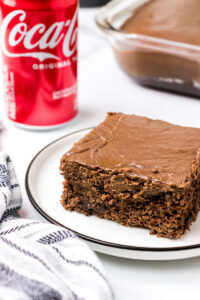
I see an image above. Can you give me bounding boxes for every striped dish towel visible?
[0,152,114,300]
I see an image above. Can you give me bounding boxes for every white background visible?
[1,8,200,300]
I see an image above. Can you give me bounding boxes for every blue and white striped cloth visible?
[0,152,114,300]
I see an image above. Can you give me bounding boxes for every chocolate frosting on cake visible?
[111,0,200,97]
[65,113,200,186]
[122,0,200,45]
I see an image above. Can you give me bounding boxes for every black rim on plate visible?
[25,128,200,253]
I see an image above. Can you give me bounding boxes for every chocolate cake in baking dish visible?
[60,113,200,239]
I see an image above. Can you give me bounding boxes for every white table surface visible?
[1,7,200,300]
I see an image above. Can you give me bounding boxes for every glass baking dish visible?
[96,0,200,97]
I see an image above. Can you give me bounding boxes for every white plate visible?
[26,128,200,261]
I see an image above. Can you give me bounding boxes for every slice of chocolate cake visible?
[60,113,200,239]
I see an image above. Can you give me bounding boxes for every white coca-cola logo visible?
[1,8,78,61]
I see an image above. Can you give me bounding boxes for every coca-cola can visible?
[0,0,78,129]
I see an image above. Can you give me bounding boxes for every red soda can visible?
[0,0,78,129]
